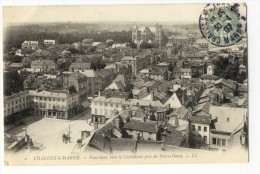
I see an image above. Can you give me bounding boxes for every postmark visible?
[199,3,247,47]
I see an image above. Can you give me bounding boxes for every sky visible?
[3,4,207,25]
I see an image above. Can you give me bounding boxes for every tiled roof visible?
[68,72,87,80]
[88,117,124,152]
[28,90,75,99]
[110,138,136,151]
[31,59,55,66]
[10,63,23,67]
[169,106,189,120]
[162,126,187,146]
[124,120,158,133]
[193,102,210,114]
[78,70,99,78]
[69,62,91,70]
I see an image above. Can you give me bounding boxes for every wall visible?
[190,122,210,147]
[210,132,229,150]
[126,129,157,141]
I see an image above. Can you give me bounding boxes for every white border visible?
[1,0,260,174]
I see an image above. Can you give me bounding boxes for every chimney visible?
[182,90,185,105]
[175,115,179,127]
[94,122,98,130]
[114,117,121,130]
[129,110,133,118]
[98,91,101,96]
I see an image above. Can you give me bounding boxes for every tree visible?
[213,57,242,81]
[12,55,23,63]
[4,71,23,96]
[68,47,79,54]
[128,42,137,49]
[168,62,174,72]
[69,86,77,94]
[140,42,154,49]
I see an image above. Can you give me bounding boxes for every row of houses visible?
[21,40,56,50]
[4,90,79,120]
[85,100,247,153]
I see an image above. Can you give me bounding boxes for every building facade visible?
[31,60,57,73]
[62,72,88,99]
[29,90,79,120]
[4,91,30,117]
[44,40,56,45]
[121,55,151,75]
[132,23,164,47]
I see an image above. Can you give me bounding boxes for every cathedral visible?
[132,23,164,48]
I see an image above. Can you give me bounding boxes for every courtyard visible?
[5,109,94,156]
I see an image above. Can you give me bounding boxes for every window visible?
[192,125,195,131]
[222,139,226,146]
[203,136,207,143]
[204,127,207,132]
[149,132,153,135]
[191,134,196,140]
[212,138,217,145]
[217,138,221,146]
[198,126,201,131]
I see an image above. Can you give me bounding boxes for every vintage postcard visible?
[2,3,248,165]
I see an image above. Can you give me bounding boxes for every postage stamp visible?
[199,3,247,47]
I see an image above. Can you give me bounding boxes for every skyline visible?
[3,4,206,26]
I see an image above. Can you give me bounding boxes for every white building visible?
[4,91,30,117]
[29,90,79,119]
[209,106,248,151]
[44,40,56,45]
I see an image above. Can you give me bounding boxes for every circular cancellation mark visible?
[199,3,247,47]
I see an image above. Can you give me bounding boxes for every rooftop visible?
[210,106,247,133]
[124,120,158,133]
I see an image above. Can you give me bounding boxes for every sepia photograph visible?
[2,3,251,166]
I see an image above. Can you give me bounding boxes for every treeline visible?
[213,57,247,83]
[4,25,132,53]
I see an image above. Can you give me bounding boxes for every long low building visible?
[29,90,79,119]
[90,95,171,124]
[4,90,79,120]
